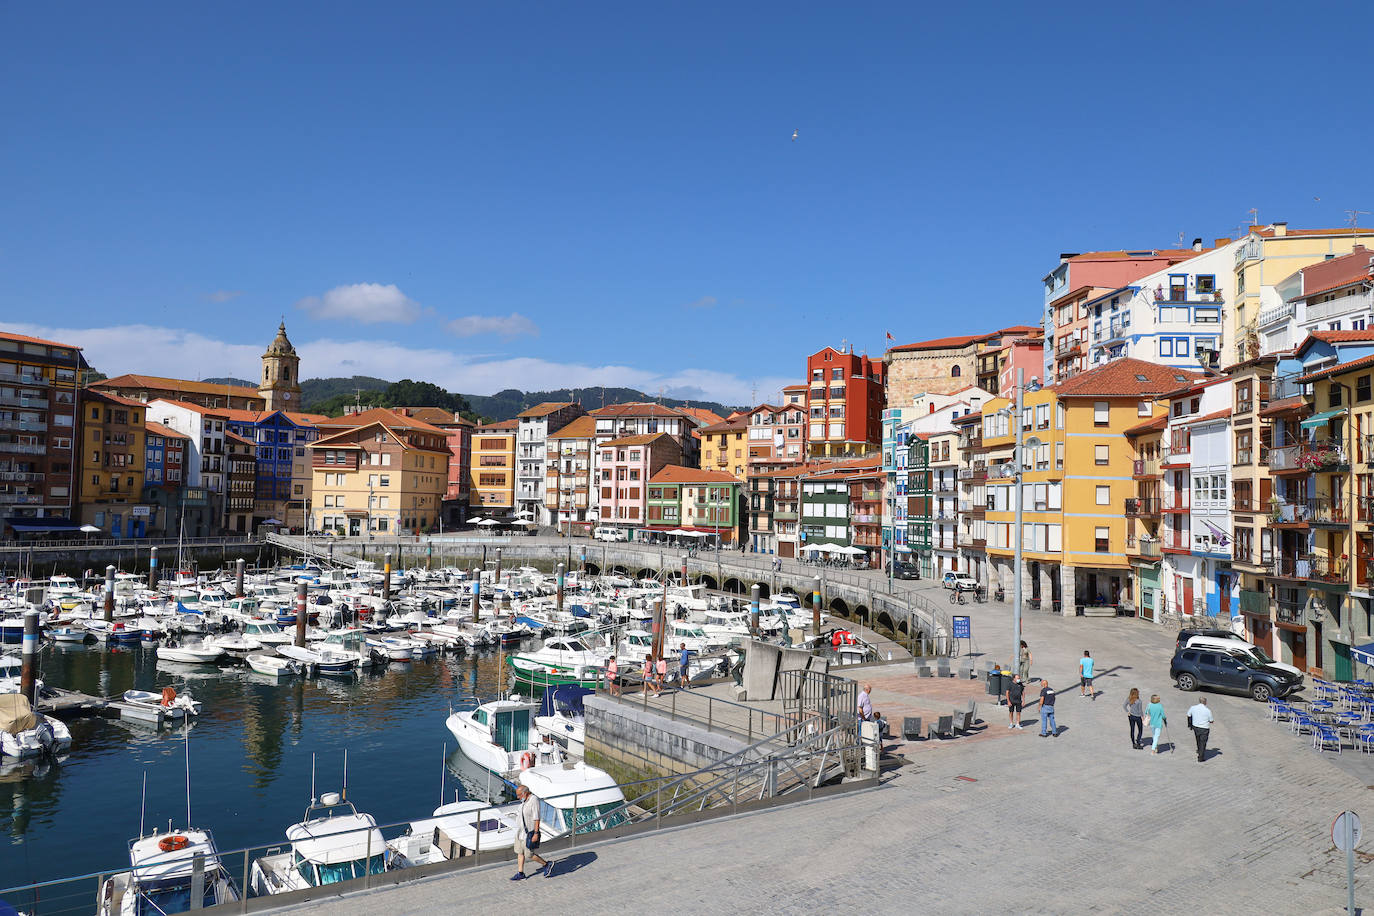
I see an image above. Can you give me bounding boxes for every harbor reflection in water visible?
[0,640,511,889]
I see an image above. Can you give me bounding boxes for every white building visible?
[1257,245,1374,354]
[1086,240,1240,373]
[147,399,225,495]
[1159,377,1236,621]
[515,402,585,526]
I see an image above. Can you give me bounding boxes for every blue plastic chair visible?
[1314,725,1343,754]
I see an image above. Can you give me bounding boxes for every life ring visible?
[519,751,534,770]
[158,835,191,852]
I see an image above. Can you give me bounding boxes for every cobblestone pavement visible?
[274,589,1374,914]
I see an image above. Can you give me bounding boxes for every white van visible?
[593,527,628,542]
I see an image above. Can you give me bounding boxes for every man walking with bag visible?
[1187,697,1214,763]
[511,784,554,880]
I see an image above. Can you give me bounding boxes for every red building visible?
[804,346,886,459]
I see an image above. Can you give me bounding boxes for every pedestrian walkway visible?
[270,594,1374,914]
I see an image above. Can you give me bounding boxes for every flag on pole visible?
[885,331,894,341]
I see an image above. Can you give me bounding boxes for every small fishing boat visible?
[50,626,89,644]
[507,636,609,690]
[122,688,202,719]
[203,632,262,659]
[277,643,357,675]
[246,653,300,677]
[97,828,240,916]
[155,641,226,665]
[242,618,292,646]
[533,685,591,756]
[0,694,72,758]
[248,792,393,895]
[445,697,560,777]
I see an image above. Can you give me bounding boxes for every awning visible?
[5,517,82,533]
[1301,408,1345,428]
[1352,642,1374,667]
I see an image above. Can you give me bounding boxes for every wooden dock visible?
[36,687,109,719]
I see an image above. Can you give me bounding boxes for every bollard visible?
[555,563,565,617]
[104,565,116,622]
[750,584,760,637]
[235,557,245,598]
[680,554,688,586]
[20,609,39,705]
[651,597,666,661]
[812,575,822,637]
[294,580,308,647]
[148,546,159,589]
[383,552,392,601]
[471,577,481,623]
[495,547,503,584]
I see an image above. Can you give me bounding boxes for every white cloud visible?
[682,295,717,309]
[445,313,539,338]
[296,282,423,324]
[204,290,243,303]
[0,322,778,407]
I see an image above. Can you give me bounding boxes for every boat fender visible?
[161,687,177,706]
[158,835,191,852]
[520,751,534,770]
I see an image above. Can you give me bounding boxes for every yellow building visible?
[309,408,450,536]
[698,415,748,480]
[982,358,1199,614]
[1232,223,1374,364]
[470,418,517,513]
[78,390,151,537]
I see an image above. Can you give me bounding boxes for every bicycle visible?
[948,589,966,605]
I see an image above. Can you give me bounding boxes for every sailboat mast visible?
[184,724,192,827]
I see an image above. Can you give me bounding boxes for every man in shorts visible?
[1079,650,1095,699]
[511,784,553,880]
[1005,674,1025,729]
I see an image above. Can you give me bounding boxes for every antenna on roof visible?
[1177,232,1185,248]
[1347,209,1372,233]
[1249,207,1259,226]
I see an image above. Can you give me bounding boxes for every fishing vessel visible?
[248,792,392,894]
[444,698,557,777]
[507,635,609,690]
[0,694,72,758]
[246,653,301,677]
[121,688,202,719]
[97,829,240,915]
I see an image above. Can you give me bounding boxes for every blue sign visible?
[952,616,971,639]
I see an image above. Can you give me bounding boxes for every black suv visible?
[1170,647,1300,702]
[892,562,920,581]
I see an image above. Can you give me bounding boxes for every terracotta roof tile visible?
[1125,414,1168,436]
[477,419,519,431]
[1259,395,1309,418]
[144,421,188,440]
[548,416,598,439]
[517,401,579,419]
[1181,407,1233,426]
[1051,358,1202,398]
[602,433,673,448]
[0,330,83,349]
[98,374,261,400]
[650,465,739,485]
[1297,352,1374,384]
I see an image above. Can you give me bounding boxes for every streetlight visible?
[996,368,1042,672]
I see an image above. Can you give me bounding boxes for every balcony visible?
[1307,289,1373,324]
[1125,497,1161,518]
[1125,536,1162,560]
[957,464,987,481]
[0,493,43,505]
[959,434,984,452]
[861,489,882,501]
[0,372,48,387]
[1054,338,1082,357]
[1161,531,1191,553]
[1276,600,1304,625]
[1271,554,1348,585]
[0,418,46,432]
[0,471,42,482]
[1161,492,1190,512]
[0,442,44,455]
[1132,457,1160,478]
[1307,496,1349,527]
[0,395,47,409]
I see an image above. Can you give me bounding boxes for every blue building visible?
[223,409,322,531]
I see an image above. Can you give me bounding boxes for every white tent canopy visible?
[475,518,503,526]
[837,545,866,555]
[801,543,825,553]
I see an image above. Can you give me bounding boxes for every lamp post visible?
[997,369,1042,673]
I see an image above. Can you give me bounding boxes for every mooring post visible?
[750,583,761,637]
[294,580,308,647]
[812,575,822,637]
[235,557,245,598]
[556,563,565,617]
[471,575,481,623]
[104,565,115,622]
[148,546,159,590]
[383,551,392,600]
[495,547,503,584]
[20,609,39,705]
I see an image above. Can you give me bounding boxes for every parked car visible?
[1170,647,1301,702]
[942,573,979,591]
[1182,632,1304,683]
[892,562,920,581]
[593,526,628,542]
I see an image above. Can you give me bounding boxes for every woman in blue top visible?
[1146,694,1167,755]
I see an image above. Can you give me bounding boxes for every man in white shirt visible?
[1187,697,1214,763]
[511,784,554,880]
[857,684,873,721]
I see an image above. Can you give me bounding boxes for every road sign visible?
[952,616,971,639]
[1333,810,1362,850]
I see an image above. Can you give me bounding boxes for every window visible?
[1195,308,1220,324]
[1093,402,1109,426]
[1095,485,1110,505]
[1359,375,1372,402]
[1330,385,1343,408]
[951,365,961,378]
[1095,526,1109,552]
[1094,444,1109,465]
[1196,274,1216,294]
[1137,400,1152,417]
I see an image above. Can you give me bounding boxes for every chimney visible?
[1215,237,1230,248]
[1273,221,1288,237]
[1192,238,1203,252]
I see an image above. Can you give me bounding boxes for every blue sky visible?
[2,2,1370,405]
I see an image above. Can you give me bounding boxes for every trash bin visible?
[986,670,1006,699]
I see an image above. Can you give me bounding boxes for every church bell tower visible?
[260,321,301,412]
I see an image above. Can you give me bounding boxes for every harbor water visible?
[0,640,512,891]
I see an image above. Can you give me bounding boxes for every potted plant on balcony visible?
[1267,495,1282,523]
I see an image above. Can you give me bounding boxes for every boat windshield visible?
[135,875,225,914]
[567,802,631,834]
[294,851,385,886]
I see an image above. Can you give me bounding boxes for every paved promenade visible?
[272,579,1374,914]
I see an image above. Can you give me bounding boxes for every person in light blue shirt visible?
[1146,695,1167,754]
[1079,650,1095,700]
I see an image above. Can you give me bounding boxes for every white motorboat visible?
[203,632,262,659]
[445,698,558,777]
[276,638,362,676]
[0,694,72,758]
[507,635,609,690]
[155,641,226,665]
[519,761,628,836]
[97,828,240,916]
[242,618,292,646]
[248,792,392,895]
[364,635,413,662]
[122,688,202,719]
[533,685,591,756]
[388,799,521,864]
[247,653,300,677]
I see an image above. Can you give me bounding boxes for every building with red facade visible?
[804,347,885,459]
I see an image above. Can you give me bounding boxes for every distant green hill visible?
[202,376,256,388]
[293,377,737,422]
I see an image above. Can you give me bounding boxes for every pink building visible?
[597,433,683,527]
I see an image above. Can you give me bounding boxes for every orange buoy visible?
[158,835,191,852]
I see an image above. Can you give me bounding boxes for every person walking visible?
[1146,694,1167,754]
[1018,640,1032,683]
[655,654,668,698]
[641,656,653,697]
[511,784,554,880]
[1123,688,1144,749]
[1188,697,1214,763]
[1038,678,1058,737]
[1005,674,1026,729]
[606,654,619,697]
[677,642,692,690]
[1079,650,1095,699]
